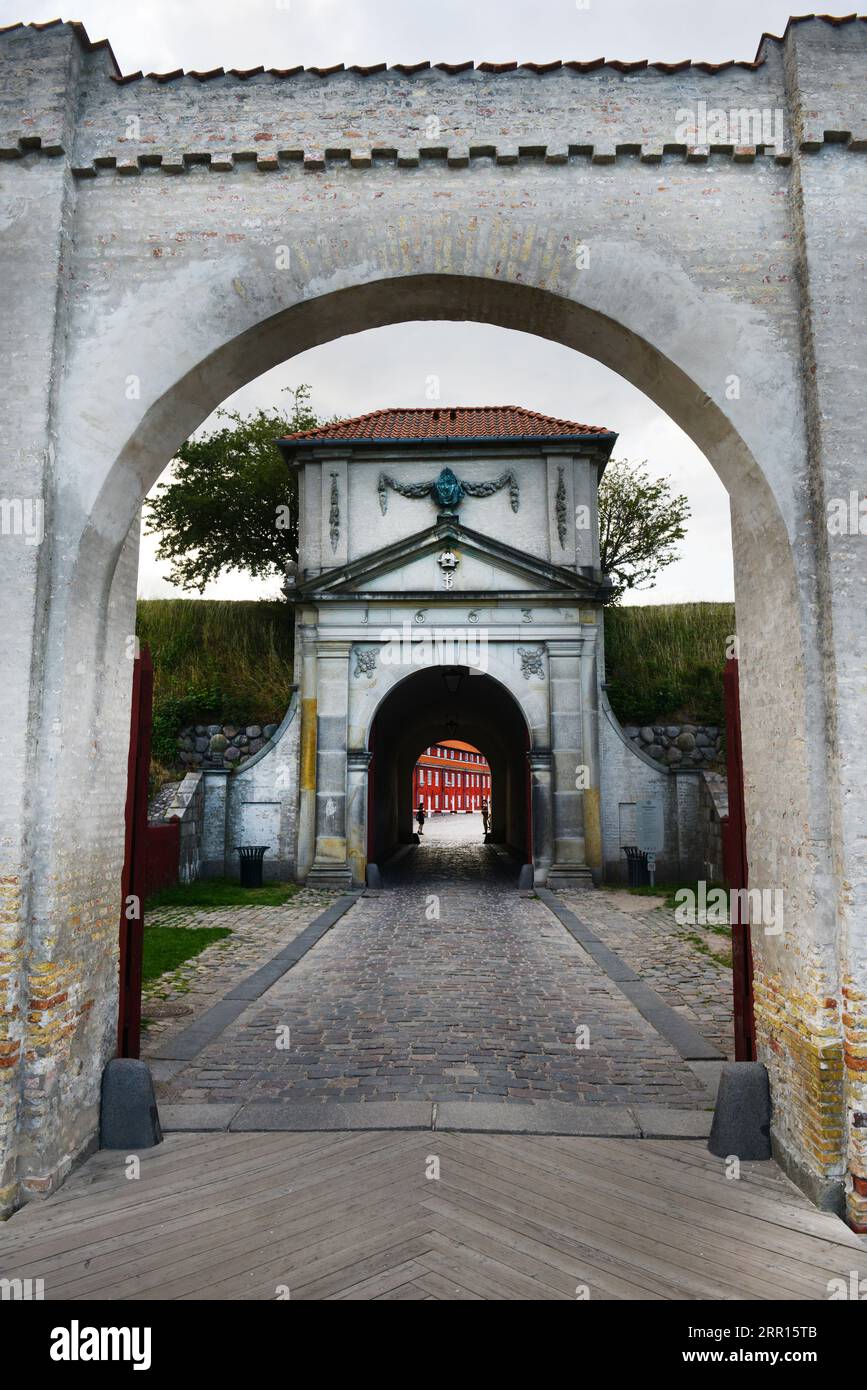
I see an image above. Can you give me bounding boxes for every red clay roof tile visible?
[278,406,613,445]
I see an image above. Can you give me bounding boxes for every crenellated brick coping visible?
[10,136,867,175]
[3,141,816,171]
[3,15,867,173]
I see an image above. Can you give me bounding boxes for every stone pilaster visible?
[528,748,554,886]
[306,640,354,889]
[346,749,373,888]
[579,621,603,874]
[547,641,593,887]
[295,623,318,883]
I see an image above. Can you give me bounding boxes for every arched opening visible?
[78,265,811,990]
[366,667,531,877]
[85,267,794,557]
[410,737,492,838]
[19,243,840,1218]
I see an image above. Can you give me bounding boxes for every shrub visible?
[150,686,224,765]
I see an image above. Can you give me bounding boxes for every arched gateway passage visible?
[2,19,865,1227]
[367,668,530,871]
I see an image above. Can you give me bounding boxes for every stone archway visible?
[365,667,532,873]
[2,17,864,1225]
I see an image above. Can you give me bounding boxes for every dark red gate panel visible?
[723,656,756,1062]
[117,644,154,1059]
[144,819,181,899]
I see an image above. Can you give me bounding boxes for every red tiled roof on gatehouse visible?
[277,406,614,446]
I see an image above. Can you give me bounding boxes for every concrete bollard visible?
[100,1058,163,1150]
[707,1061,771,1161]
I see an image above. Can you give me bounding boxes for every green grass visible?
[606,882,675,899]
[136,598,294,764]
[604,601,735,727]
[145,877,300,911]
[142,925,231,984]
[606,879,731,913]
[657,880,731,914]
[603,881,695,906]
[679,930,733,968]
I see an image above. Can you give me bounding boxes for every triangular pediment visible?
[292,518,609,603]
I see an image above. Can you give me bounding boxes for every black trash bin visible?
[622,845,650,888]
[236,844,269,888]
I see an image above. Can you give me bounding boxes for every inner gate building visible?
[226,404,708,891]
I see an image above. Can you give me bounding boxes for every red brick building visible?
[412,741,491,814]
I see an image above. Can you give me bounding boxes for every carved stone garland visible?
[378,466,519,516]
[329,472,340,551]
[555,466,567,548]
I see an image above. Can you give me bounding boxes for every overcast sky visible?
[3,0,803,606]
[0,1,803,70]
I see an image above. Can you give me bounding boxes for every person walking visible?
[481,798,489,837]
[416,801,426,836]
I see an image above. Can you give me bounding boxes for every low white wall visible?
[599,689,707,884]
[162,771,204,883]
[199,691,301,882]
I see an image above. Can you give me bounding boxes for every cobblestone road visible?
[156,820,721,1111]
[558,888,734,1060]
[141,887,341,1054]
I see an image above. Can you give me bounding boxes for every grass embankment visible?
[136,599,294,765]
[604,602,735,728]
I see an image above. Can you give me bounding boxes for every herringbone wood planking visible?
[2,1131,865,1301]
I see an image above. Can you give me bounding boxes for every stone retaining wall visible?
[176,722,280,770]
[621,722,722,769]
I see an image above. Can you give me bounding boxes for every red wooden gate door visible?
[117,644,154,1059]
[723,656,756,1062]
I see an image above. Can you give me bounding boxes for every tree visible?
[597,459,690,602]
[145,386,324,593]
